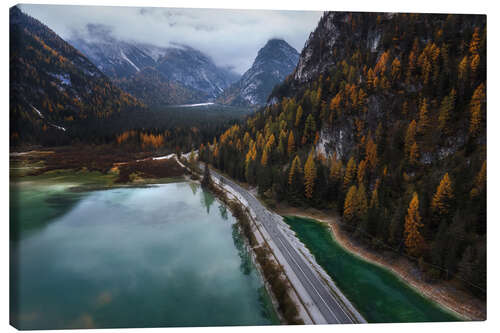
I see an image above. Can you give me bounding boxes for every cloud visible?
[19,4,322,74]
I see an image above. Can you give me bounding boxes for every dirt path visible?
[274,204,486,321]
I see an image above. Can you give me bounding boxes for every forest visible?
[198,13,486,298]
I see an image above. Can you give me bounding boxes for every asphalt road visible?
[203,165,359,324]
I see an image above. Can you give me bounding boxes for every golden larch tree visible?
[404,192,425,257]
[344,185,358,223]
[417,98,430,135]
[356,184,368,219]
[288,155,301,186]
[304,150,317,199]
[431,173,454,216]
[343,157,357,189]
[469,27,481,55]
[329,153,343,182]
[404,120,418,154]
[469,83,486,136]
[287,131,295,155]
[295,105,303,127]
[357,159,367,185]
[470,160,486,198]
[409,141,420,165]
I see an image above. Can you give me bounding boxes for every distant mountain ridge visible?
[10,6,143,145]
[218,39,300,106]
[69,27,240,105]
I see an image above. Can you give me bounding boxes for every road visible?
[201,163,361,324]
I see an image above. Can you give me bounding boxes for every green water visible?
[283,216,460,323]
[10,173,277,329]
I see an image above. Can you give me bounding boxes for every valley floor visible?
[273,204,486,321]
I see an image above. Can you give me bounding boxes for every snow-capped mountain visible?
[69,25,240,104]
[218,39,299,106]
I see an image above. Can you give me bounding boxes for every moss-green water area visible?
[283,216,461,323]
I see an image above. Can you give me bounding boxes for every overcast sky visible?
[19,4,322,74]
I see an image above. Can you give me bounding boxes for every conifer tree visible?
[304,150,317,199]
[344,185,358,223]
[370,188,379,209]
[344,157,357,189]
[404,192,425,257]
[469,27,481,55]
[365,136,378,170]
[295,105,304,127]
[391,57,401,81]
[304,114,316,143]
[357,159,367,184]
[417,98,430,135]
[405,120,418,154]
[288,155,301,185]
[261,148,269,166]
[329,153,343,182]
[431,172,454,217]
[438,89,456,133]
[356,183,368,219]
[469,83,486,136]
[471,160,486,197]
[458,55,469,80]
[409,141,420,165]
[287,131,295,155]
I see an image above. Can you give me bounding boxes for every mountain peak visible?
[218,39,299,106]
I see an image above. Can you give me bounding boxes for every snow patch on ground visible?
[175,102,215,108]
[49,123,66,131]
[120,50,140,72]
[31,105,44,119]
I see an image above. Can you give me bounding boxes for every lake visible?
[10,173,277,329]
[283,216,460,323]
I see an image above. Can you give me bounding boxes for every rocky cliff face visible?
[218,39,299,106]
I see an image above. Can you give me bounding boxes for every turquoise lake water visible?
[10,175,277,329]
[284,216,460,323]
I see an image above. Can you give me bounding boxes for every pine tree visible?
[458,55,469,80]
[370,188,379,209]
[471,160,486,198]
[438,89,456,133]
[287,131,295,155]
[261,148,269,166]
[295,105,304,127]
[329,153,343,182]
[288,155,301,185]
[469,27,481,55]
[469,83,486,136]
[470,54,480,79]
[431,172,454,217]
[304,114,316,143]
[356,183,368,219]
[417,98,430,135]
[344,185,358,223]
[404,120,418,154]
[357,159,367,184]
[343,157,357,189]
[391,57,401,81]
[365,136,378,170]
[304,150,317,199]
[404,192,425,257]
[409,141,420,165]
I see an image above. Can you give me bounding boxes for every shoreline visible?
[273,205,486,322]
